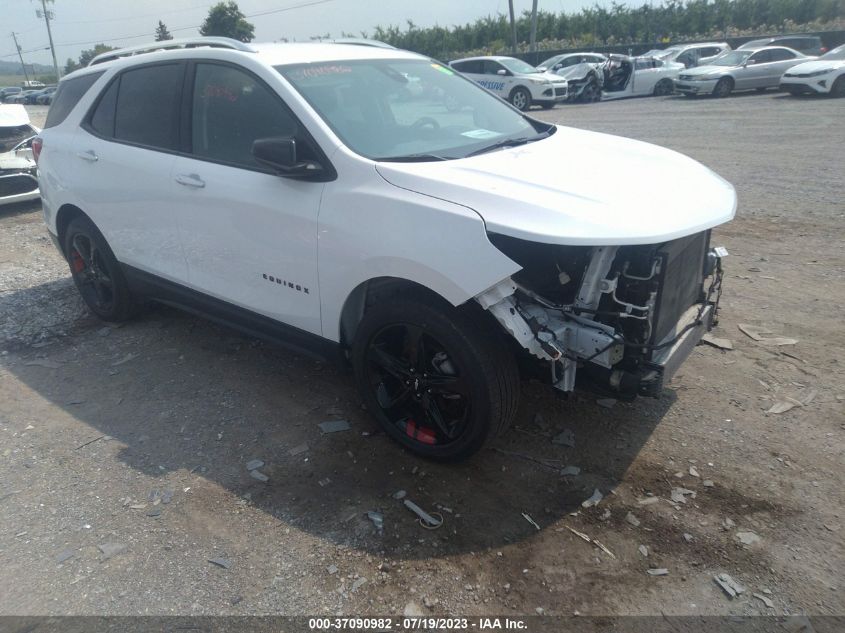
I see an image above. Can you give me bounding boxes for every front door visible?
[170,61,324,335]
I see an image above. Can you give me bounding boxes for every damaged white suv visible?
[36,38,736,461]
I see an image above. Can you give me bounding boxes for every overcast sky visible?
[3,0,641,69]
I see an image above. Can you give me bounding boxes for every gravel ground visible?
[0,95,843,618]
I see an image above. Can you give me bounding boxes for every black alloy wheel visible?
[63,216,137,321]
[351,295,519,461]
[365,322,470,448]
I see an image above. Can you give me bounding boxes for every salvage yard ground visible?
[1,94,843,617]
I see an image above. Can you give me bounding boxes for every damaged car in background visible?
[537,52,607,102]
[36,38,735,462]
[0,104,40,206]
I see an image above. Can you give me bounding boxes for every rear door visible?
[169,61,324,335]
[72,62,188,282]
[766,48,800,85]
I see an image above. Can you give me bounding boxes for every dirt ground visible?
[0,94,843,619]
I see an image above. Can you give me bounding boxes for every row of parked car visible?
[447,34,844,109]
[0,85,57,105]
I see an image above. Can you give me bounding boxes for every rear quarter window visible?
[43,71,105,129]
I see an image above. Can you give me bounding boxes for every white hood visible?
[785,59,845,73]
[0,104,31,127]
[375,126,736,246]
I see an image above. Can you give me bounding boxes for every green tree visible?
[199,1,255,42]
[155,20,173,41]
[79,44,117,67]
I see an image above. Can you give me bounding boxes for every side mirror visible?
[252,137,323,178]
[496,69,508,76]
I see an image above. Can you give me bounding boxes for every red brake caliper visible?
[71,251,86,273]
[405,419,437,445]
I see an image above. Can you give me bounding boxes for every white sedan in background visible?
[674,47,814,97]
[449,56,568,110]
[780,44,845,96]
[601,55,684,99]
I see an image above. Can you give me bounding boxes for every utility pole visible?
[35,0,60,81]
[11,32,31,83]
[529,0,539,55]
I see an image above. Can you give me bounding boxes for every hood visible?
[785,59,845,73]
[375,127,736,246]
[537,71,567,84]
[555,63,598,81]
[682,64,736,76]
[0,104,31,127]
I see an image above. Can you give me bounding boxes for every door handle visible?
[76,150,98,162]
[175,174,205,189]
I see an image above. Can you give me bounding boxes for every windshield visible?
[0,124,36,153]
[822,44,845,60]
[709,51,752,66]
[499,58,540,74]
[538,55,564,68]
[277,59,550,161]
[654,47,682,59]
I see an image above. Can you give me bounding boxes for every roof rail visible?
[89,37,255,66]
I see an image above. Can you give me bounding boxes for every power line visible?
[50,2,214,26]
[54,0,336,49]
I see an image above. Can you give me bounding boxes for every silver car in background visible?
[648,42,731,68]
[674,47,814,97]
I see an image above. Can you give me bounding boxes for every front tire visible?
[351,294,519,462]
[831,76,845,98]
[509,86,532,111]
[713,77,733,98]
[63,216,138,322]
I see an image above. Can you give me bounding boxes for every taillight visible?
[820,47,828,54]
[31,137,43,164]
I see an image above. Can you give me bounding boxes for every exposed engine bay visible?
[477,231,725,399]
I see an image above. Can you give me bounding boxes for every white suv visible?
[35,37,736,461]
[448,56,568,110]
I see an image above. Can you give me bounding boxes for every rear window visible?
[43,71,104,129]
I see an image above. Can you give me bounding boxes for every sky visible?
[2,0,644,70]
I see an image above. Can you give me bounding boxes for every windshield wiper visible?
[465,133,549,158]
[375,153,449,162]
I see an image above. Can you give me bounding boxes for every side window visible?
[190,63,299,169]
[769,48,796,61]
[749,50,771,64]
[453,60,481,74]
[114,63,183,150]
[44,71,104,129]
[483,61,505,75]
[89,78,119,137]
[587,56,605,64]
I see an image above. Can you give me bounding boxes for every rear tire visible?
[351,294,519,462]
[653,78,674,96]
[713,77,733,98]
[63,216,138,322]
[509,86,532,111]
